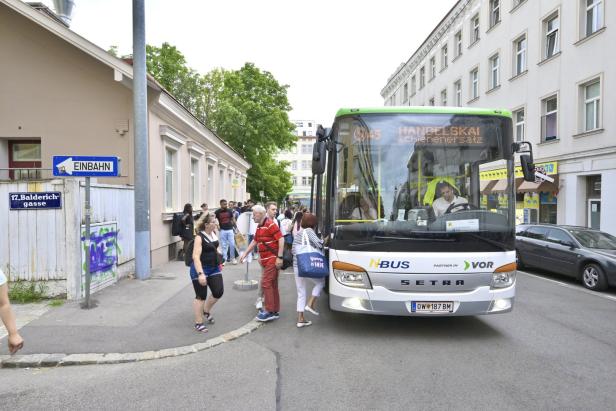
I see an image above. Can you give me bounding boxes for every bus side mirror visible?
[520,154,535,182]
[312,140,327,175]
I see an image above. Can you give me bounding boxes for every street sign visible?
[9,192,62,210]
[53,156,119,177]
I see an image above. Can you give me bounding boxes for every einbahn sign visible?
[53,156,119,177]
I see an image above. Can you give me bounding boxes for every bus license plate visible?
[411,301,454,313]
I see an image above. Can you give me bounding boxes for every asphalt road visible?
[2,269,615,411]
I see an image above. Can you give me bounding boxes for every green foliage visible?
[145,43,296,202]
[48,299,65,307]
[8,281,48,303]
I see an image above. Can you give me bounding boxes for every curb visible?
[0,319,263,369]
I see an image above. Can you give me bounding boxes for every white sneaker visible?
[297,320,312,328]
[305,305,320,316]
[232,258,238,265]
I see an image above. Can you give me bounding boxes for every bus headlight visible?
[491,262,516,289]
[332,261,372,289]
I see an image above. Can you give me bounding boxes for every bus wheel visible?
[581,263,608,291]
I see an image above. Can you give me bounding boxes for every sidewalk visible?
[0,259,266,364]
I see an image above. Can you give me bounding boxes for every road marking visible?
[518,271,616,302]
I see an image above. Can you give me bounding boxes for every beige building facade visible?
[381,0,616,235]
[0,0,250,268]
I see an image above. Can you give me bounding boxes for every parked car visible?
[516,224,616,291]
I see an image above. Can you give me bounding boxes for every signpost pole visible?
[133,0,151,280]
[83,176,92,309]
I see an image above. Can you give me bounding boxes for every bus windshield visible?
[331,113,515,252]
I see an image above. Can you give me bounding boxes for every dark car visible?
[516,224,616,291]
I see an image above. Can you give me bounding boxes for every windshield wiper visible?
[375,235,455,242]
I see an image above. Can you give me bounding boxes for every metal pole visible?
[133,0,151,279]
[83,177,91,308]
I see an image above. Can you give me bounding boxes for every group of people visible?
[184,198,324,332]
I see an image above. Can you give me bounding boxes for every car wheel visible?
[516,250,526,270]
[581,263,608,291]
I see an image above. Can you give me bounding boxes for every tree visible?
[202,63,296,201]
[145,44,296,202]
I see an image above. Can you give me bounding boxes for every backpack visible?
[171,212,183,236]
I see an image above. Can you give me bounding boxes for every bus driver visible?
[432,181,468,217]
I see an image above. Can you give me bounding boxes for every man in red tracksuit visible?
[239,204,284,322]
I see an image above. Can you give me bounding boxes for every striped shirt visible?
[255,217,283,265]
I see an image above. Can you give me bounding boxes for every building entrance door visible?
[588,199,601,230]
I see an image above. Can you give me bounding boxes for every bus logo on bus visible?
[464,261,494,270]
[369,258,410,269]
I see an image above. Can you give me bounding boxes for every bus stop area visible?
[0,260,271,366]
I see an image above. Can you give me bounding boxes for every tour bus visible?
[311,107,535,316]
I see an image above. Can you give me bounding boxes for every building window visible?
[411,75,417,95]
[454,80,462,106]
[441,89,447,106]
[513,0,526,8]
[489,0,501,28]
[291,161,297,170]
[219,169,225,199]
[308,122,312,127]
[454,31,463,57]
[584,0,604,37]
[441,45,448,70]
[582,79,601,132]
[301,176,312,186]
[419,66,426,88]
[542,95,558,142]
[470,68,479,100]
[429,57,436,80]
[403,83,409,103]
[291,176,297,186]
[489,54,500,89]
[301,143,313,154]
[190,158,199,206]
[429,97,435,106]
[514,108,525,142]
[164,148,176,211]
[544,13,560,59]
[302,160,311,170]
[302,131,307,137]
[471,14,480,44]
[513,35,527,76]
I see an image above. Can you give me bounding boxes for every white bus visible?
[311,107,535,316]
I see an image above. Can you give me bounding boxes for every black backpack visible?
[171,212,183,236]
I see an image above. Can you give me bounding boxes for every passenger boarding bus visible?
[311,107,536,316]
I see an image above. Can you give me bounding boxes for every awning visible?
[517,175,559,193]
[480,179,497,193]
[491,179,509,193]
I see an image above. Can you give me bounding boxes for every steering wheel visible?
[444,202,476,214]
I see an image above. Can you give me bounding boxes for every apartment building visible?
[381,0,615,235]
[277,120,318,205]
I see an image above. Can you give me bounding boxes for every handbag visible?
[234,228,247,249]
[262,241,293,270]
[296,231,329,278]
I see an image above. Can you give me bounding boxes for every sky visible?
[41,0,458,126]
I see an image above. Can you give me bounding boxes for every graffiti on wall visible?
[80,222,121,296]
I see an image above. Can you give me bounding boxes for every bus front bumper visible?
[329,283,515,316]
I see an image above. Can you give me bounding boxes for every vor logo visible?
[464,261,494,270]
[369,258,410,269]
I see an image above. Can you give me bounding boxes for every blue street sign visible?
[53,156,119,177]
[9,192,62,210]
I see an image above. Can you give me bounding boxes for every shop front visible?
[481,161,559,225]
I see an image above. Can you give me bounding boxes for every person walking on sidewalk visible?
[179,203,195,260]
[0,268,24,354]
[190,214,224,332]
[292,213,325,328]
[215,199,237,265]
[239,204,284,322]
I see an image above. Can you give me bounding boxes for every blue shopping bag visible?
[296,231,329,278]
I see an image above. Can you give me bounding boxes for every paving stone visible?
[135,351,159,362]
[60,353,104,366]
[1,355,25,368]
[40,353,66,367]
[176,345,197,356]
[156,348,178,359]
[97,353,124,364]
